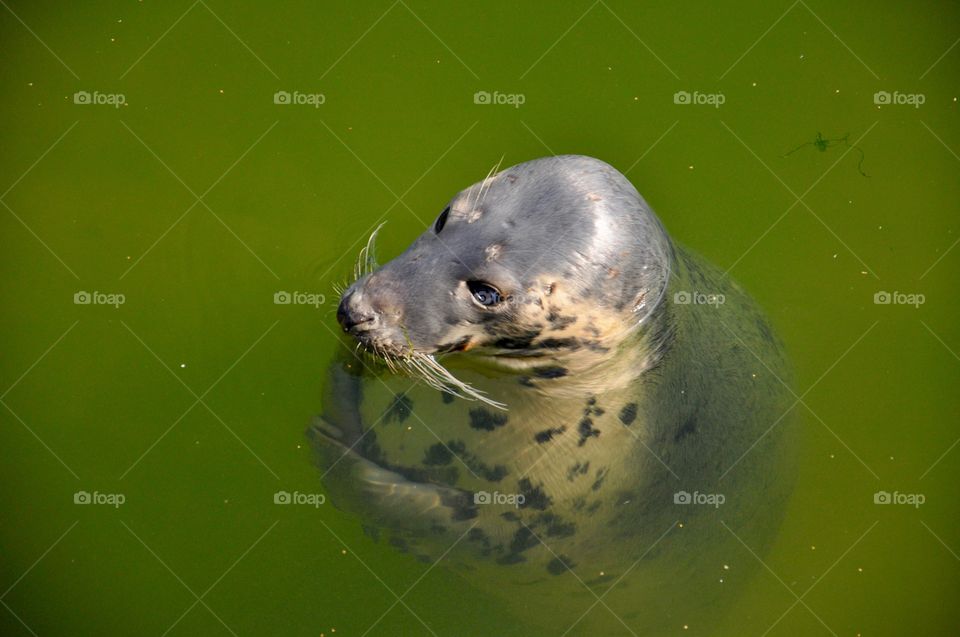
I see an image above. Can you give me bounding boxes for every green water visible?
[2,1,958,635]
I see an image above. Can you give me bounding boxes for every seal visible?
[311,155,795,634]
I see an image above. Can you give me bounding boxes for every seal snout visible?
[336,289,380,335]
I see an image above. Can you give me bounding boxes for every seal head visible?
[337,156,674,381]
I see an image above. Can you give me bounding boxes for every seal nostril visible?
[337,296,379,333]
[340,313,377,333]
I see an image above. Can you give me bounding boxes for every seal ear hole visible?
[467,281,503,307]
[434,206,450,234]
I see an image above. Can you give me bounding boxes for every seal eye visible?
[467,281,502,307]
[434,206,450,234]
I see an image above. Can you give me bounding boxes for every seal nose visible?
[337,291,379,333]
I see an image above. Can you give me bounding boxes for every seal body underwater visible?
[311,155,795,634]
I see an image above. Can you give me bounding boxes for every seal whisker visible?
[473,156,504,212]
[384,348,481,406]
[411,351,507,410]
[353,222,386,282]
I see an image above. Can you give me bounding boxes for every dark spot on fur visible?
[441,491,478,521]
[757,317,775,344]
[584,398,604,417]
[591,467,609,492]
[517,478,552,510]
[509,527,540,553]
[566,461,590,481]
[674,415,697,441]
[537,337,580,349]
[518,376,535,387]
[493,328,542,350]
[501,511,520,522]
[467,528,490,545]
[496,526,542,565]
[577,418,600,446]
[534,426,566,444]
[358,430,385,464]
[447,439,508,482]
[383,395,413,423]
[389,537,409,553]
[547,554,576,575]
[538,512,576,538]
[469,408,508,431]
[422,443,453,466]
[440,391,455,404]
[476,464,507,482]
[533,366,568,379]
[583,340,610,353]
[546,311,577,329]
[619,403,638,426]
[586,500,602,514]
